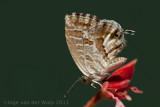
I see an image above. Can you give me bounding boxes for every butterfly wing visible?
[65,13,99,77]
[65,13,127,81]
[82,18,127,81]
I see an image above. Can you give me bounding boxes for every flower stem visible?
[84,92,102,107]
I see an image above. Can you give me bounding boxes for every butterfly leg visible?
[91,82,97,89]
[92,80,102,87]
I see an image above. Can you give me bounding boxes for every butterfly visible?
[65,13,134,91]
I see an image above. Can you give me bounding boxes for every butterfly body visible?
[65,13,133,83]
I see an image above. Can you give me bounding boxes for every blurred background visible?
[0,0,159,107]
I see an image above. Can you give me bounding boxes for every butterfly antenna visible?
[64,77,82,97]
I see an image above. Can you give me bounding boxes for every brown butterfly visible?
[64,13,134,96]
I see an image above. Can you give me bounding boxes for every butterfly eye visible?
[114,33,119,37]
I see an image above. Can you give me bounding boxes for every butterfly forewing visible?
[65,13,98,77]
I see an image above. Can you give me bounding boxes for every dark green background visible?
[0,0,159,107]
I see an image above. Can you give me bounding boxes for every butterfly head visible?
[80,76,92,84]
